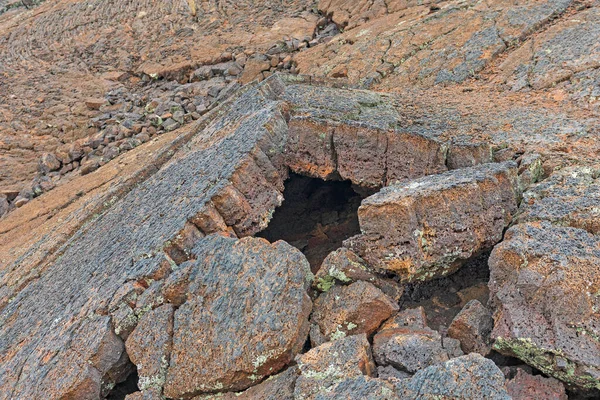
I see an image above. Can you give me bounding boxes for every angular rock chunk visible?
[373,326,463,374]
[192,367,299,400]
[310,281,398,346]
[379,307,428,331]
[489,222,600,390]
[395,354,511,400]
[347,161,519,282]
[448,299,493,356]
[164,235,312,398]
[313,375,400,400]
[126,304,174,391]
[506,368,567,400]
[285,117,337,180]
[518,166,600,234]
[313,247,403,301]
[295,334,375,400]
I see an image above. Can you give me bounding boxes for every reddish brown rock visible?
[448,299,493,356]
[346,161,519,282]
[379,307,429,331]
[294,334,376,399]
[164,235,313,398]
[126,304,174,391]
[489,222,600,390]
[239,57,272,84]
[38,153,61,174]
[309,280,399,346]
[505,368,567,400]
[313,247,403,301]
[85,98,106,110]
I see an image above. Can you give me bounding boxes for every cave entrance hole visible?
[257,172,369,272]
[106,370,139,400]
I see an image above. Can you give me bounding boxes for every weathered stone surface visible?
[505,368,568,400]
[346,161,520,282]
[164,235,313,397]
[394,353,511,399]
[518,165,600,234]
[310,281,398,346]
[373,326,463,374]
[379,307,429,331]
[298,0,574,87]
[295,334,376,400]
[38,152,61,174]
[313,375,400,400]
[313,247,403,300]
[448,299,493,355]
[0,194,7,217]
[489,222,600,390]
[517,153,543,192]
[126,304,174,392]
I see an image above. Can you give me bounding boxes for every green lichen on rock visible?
[493,336,600,390]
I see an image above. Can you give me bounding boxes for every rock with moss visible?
[489,222,600,390]
[294,334,376,400]
[309,281,399,346]
[313,247,403,301]
[346,161,519,282]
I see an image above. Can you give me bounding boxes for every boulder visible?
[39,153,61,174]
[394,354,511,399]
[313,248,403,301]
[505,368,568,400]
[346,161,519,282]
[164,235,313,397]
[309,281,398,346]
[294,334,375,400]
[312,375,400,399]
[489,222,600,390]
[448,299,493,355]
[518,166,600,234]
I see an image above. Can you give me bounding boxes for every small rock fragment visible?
[294,334,375,400]
[448,299,493,355]
[310,281,398,346]
[313,248,403,301]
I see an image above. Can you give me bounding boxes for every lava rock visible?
[489,222,600,390]
[346,161,519,282]
[39,153,61,174]
[309,281,398,346]
[394,353,511,399]
[126,304,174,391]
[294,334,375,400]
[313,247,403,301]
[518,166,600,234]
[505,368,567,400]
[373,326,463,374]
[163,235,313,398]
[448,299,494,355]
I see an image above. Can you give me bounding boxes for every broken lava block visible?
[346,161,520,282]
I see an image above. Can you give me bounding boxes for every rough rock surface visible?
[309,280,398,346]
[505,368,568,400]
[394,353,511,399]
[519,165,600,233]
[164,235,313,397]
[346,161,520,282]
[448,299,494,355]
[373,324,463,374]
[489,222,600,390]
[313,247,403,301]
[294,334,376,399]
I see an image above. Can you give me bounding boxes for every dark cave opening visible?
[106,371,139,400]
[257,172,367,273]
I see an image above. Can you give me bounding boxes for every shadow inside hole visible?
[257,172,368,272]
[106,370,139,400]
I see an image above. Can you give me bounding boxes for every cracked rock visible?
[309,280,399,346]
[448,299,494,356]
[346,161,519,282]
